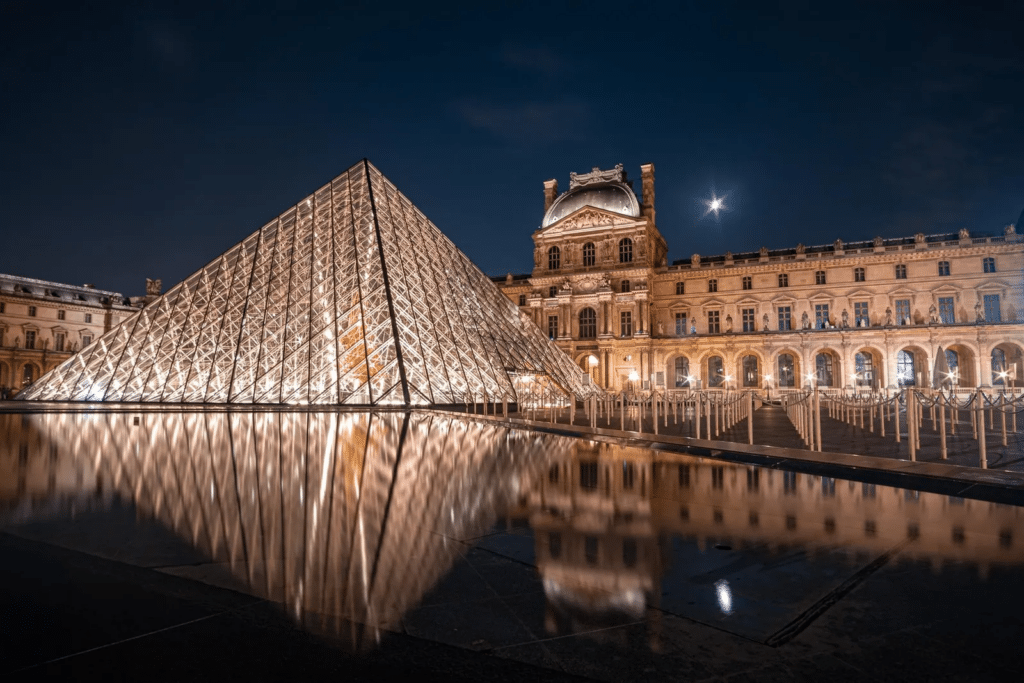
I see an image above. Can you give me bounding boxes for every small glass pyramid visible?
[20,160,591,405]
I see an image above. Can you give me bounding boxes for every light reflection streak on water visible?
[715,579,733,615]
[0,412,1022,650]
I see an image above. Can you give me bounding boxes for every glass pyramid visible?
[20,160,592,405]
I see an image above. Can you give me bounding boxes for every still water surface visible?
[2,410,1022,652]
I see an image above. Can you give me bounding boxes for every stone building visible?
[0,274,140,395]
[495,164,1024,394]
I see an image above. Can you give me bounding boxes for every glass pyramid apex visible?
[20,160,592,405]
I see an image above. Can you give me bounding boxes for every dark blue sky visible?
[2,1,1021,296]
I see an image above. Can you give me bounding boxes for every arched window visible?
[547,246,560,270]
[992,348,1007,385]
[777,354,795,387]
[674,357,690,387]
[854,352,874,387]
[578,308,597,339]
[708,356,725,387]
[619,238,633,263]
[21,363,36,386]
[582,242,596,267]
[742,355,758,387]
[815,353,834,386]
[897,350,916,386]
[945,349,959,385]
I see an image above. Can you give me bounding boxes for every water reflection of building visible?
[3,412,1022,652]
[494,166,1024,393]
[527,441,663,641]
[520,442,1023,642]
[0,411,574,647]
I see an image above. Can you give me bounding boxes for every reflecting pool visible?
[2,410,1023,658]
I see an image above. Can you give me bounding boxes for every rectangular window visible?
[854,267,865,282]
[983,257,996,273]
[0,302,4,313]
[57,309,66,320]
[55,332,65,352]
[708,279,717,293]
[84,313,93,323]
[82,335,92,347]
[547,315,558,340]
[25,330,36,349]
[675,311,688,335]
[707,310,720,334]
[983,294,1001,322]
[742,276,752,290]
[28,305,37,317]
[548,286,557,298]
[741,308,755,332]
[675,281,685,295]
[895,264,907,279]
[854,301,869,326]
[518,294,526,306]
[778,306,792,331]
[620,311,633,337]
[814,303,830,329]
[938,261,950,276]
[815,270,826,285]
[895,299,911,325]
[778,273,788,287]
[938,297,954,323]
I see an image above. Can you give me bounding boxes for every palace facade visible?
[495,164,1024,394]
[0,274,143,394]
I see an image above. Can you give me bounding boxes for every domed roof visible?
[542,182,640,227]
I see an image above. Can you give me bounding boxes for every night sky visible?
[2,1,1022,297]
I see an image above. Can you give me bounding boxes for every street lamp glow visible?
[628,370,639,382]
[763,373,772,382]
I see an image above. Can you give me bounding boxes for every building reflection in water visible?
[1,411,1022,651]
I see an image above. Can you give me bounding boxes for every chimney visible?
[640,163,655,224]
[543,179,559,213]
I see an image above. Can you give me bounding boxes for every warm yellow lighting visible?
[628,371,639,382]
[588,354,599,367]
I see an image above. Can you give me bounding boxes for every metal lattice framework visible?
[20,160,591,405]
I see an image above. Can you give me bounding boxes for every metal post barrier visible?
[1000,394,1007,447]
[939,399,947,459]
[894,391,901,444]
[748,391,754,445]
[913,393,921,462]
[977,388,987,468]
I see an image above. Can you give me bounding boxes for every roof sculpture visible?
[20,160,591,405]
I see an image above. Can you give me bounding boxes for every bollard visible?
[913,393,921,462]
[748,391,754,445]
[939,400,947,459]
[1000,394,1007,447]
[977,387,987,469]
[814,388,822,452]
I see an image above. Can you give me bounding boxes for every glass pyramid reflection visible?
[20,160,591,405]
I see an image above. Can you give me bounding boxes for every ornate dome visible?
[542,182,640,228]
